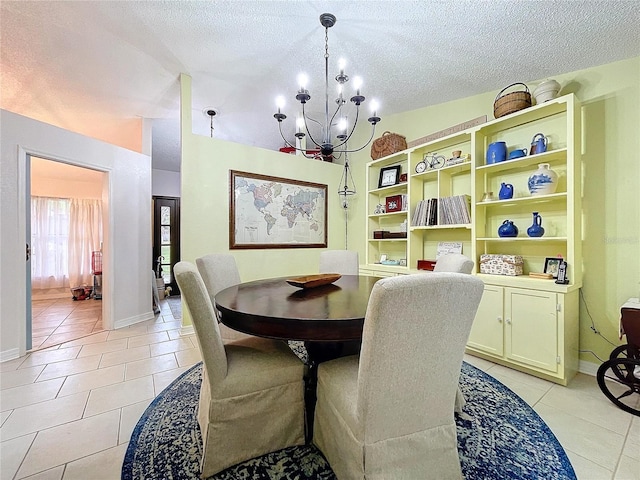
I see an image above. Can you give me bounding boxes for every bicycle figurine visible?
[415,153,446,173]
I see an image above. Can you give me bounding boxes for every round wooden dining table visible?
[215,274,382,441]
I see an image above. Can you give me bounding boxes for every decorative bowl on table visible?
[286,273,342,289]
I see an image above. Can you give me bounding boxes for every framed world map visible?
[230,170,328,249]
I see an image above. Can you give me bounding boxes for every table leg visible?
[303,340,361,443]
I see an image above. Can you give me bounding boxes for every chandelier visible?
[273,13,381,166]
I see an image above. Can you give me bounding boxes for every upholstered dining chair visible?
[433,253,474,274]
[196,253,253,342]
[319,249,359,275]
[174,261,305,478]
[432,252,475,414]
[313,273,484,479]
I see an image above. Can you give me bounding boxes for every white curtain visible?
[68,198,103,287]
[31,197,71,289]
[31,196,102,289]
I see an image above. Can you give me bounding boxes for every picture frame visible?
[229,170,327,249]
[385,194,403,213]
[399,258,407,266]
[378,165,401,188]
[543,257,562,278]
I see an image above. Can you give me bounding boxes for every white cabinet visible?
[467,283,579,385]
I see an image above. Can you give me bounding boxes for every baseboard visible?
[578,359,599,377]
[114,311,155,329]
[1,348,20,363]
[180,325,194,336]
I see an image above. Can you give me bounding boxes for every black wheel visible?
[432,154,446,169]
[597,358,640,416]
[609,344,630,360]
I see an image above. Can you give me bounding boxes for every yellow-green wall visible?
[349,57,640,366]
[179,74,346,282]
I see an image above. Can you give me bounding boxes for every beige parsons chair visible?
[196,253,254,342]
[319,250,359,275]
[174,261,305,477]
[433,253,474,274]
[313,273,484,480]
[432,252,475,413]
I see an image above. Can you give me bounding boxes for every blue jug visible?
[498,220,518,237]
[530,133,548,155]
[527,212,545,237]
[499,183,514,200]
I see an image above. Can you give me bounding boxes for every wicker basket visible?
[370,131,407,160]
[493,83,532,119]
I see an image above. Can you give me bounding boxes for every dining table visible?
[215,274,382,442]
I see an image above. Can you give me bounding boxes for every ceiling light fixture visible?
[273,13,381,163]
[206,109,217,138]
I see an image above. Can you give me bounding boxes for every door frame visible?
[19,147,111,354]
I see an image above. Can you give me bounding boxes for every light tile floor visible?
[31,292,103,351]
[1,299,638,479]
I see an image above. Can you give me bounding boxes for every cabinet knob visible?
[497,316,502,323]
[505,318,512,324]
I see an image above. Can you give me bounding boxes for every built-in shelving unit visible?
[361,94,582,384]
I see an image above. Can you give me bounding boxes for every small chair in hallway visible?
[319,250,359,275]
[196,253,253,342]
[174,261,305,478]
[312,273,484,479]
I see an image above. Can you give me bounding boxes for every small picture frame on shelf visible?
[379,254,388,263]
[385,194,403,213]
[399,258,407,266]
[378,165,401,188]
[543,257,562,278]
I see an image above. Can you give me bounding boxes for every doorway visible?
[153,196,180,295]
[29,157,107,350]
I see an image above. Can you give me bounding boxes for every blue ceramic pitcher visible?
[530,133,548,155]
[498,220,518,237]
[527,212,545,237]
[499,182,514,200]
[486,142,507,164]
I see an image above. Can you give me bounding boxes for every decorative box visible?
[373,230,389,239]
[383,231,407,239]
[417,260,437,271]
[479,254,524,276]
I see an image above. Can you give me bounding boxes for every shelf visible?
[476,94,572,134]
[369,182,407,195]
[476,273,581,293]
[476,236,567,241]
[368,211,407,219]
[476,192,567,207]
[411,162,471,179]
[476,149,566,174]
[368,238,407,242]
[411,224,471,231]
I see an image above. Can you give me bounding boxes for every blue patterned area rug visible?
[122,362,576,480]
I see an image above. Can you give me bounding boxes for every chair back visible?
[319,250,359,275]
[356,273,483,443]
[196,253,242,305]
[433,253,474,274]
[174,261,228,382]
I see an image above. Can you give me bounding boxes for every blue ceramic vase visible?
[498,220,518,237]
[499,182,514,200]
[527,212,545,237]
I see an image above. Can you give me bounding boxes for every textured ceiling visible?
[2,1,639,172]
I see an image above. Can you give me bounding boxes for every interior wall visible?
[179,74,345,327]
[349,56,640,366]
[152,169,181,197]
[0,110,154,361]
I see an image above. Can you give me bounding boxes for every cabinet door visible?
[505,288,558,373]
[467,285,504,356]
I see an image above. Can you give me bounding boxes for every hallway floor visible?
[31,294,103,351]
